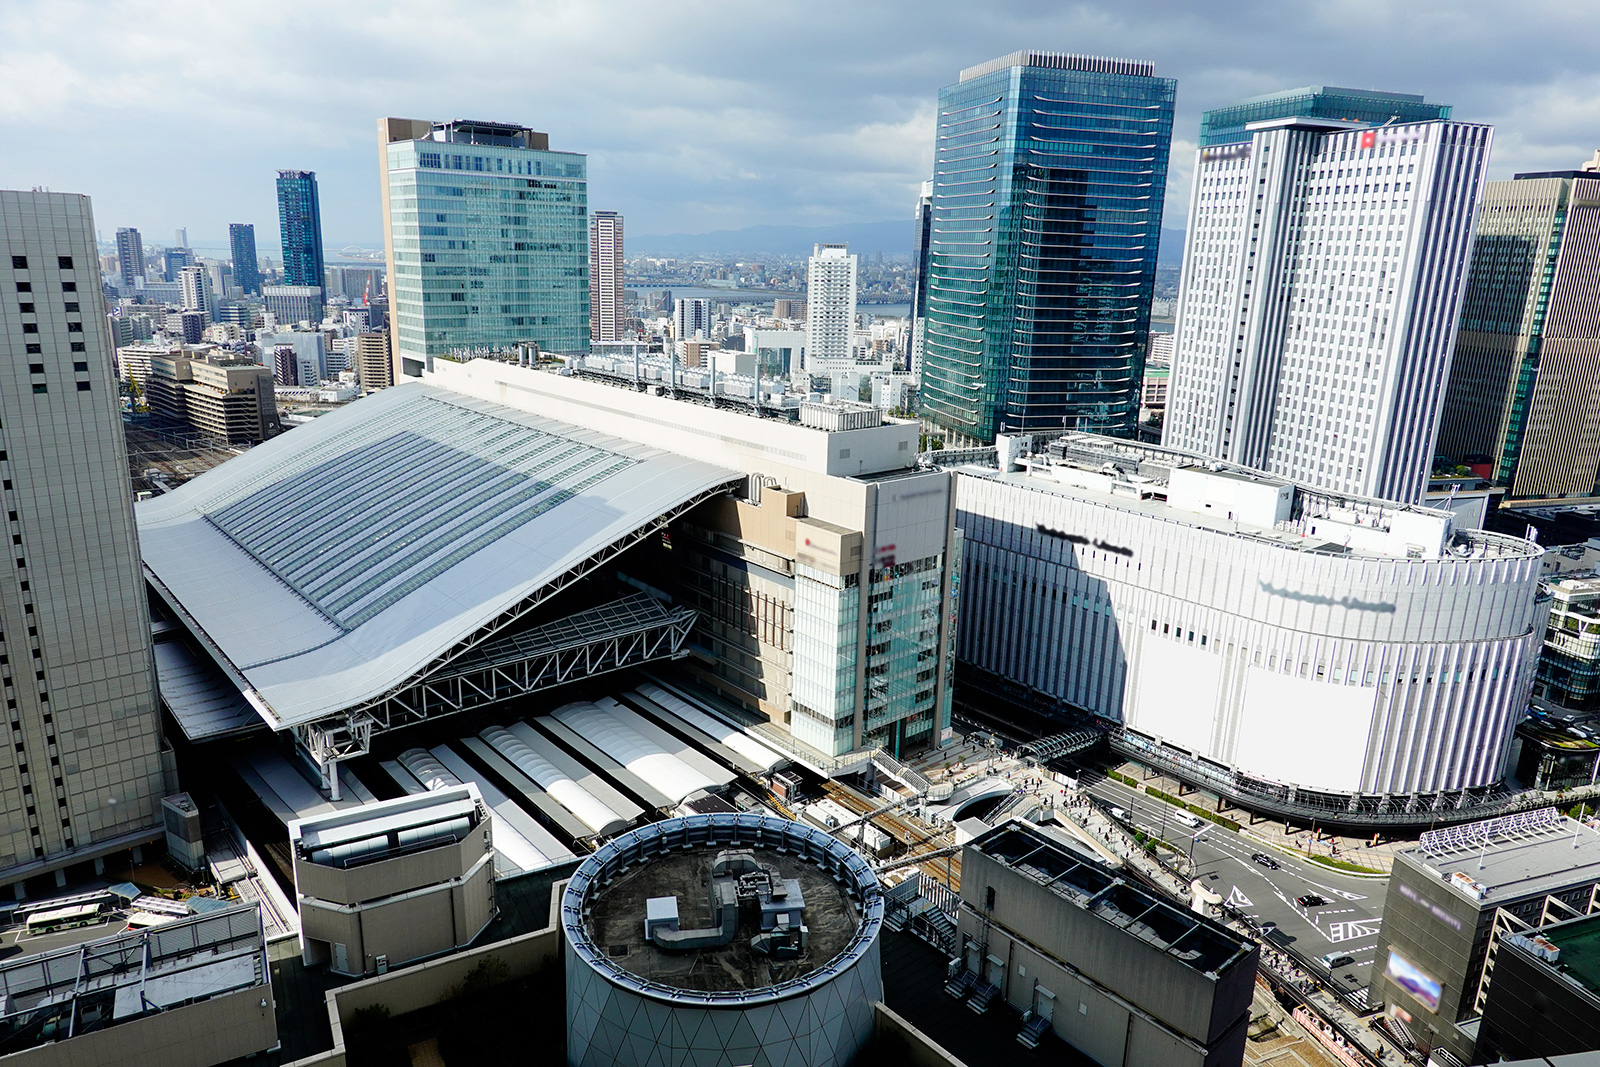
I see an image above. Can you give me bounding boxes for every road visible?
[1083,774,1387,1000]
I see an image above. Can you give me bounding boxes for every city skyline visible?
[2,1,1598,249]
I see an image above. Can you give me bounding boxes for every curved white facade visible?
[955,451,1545,797]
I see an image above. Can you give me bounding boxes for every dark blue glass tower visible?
[276,170,326,288]
[229,222,261,295]
[920,52,1175,442]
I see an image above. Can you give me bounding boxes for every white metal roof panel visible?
[503,720,644,823]
[427,745,575,871]
[528,716,674,811]
[630,683,788,775]
[137,383,741,730]
[478,727,629,837]
[549,701,718,805]
[591,697,737,790]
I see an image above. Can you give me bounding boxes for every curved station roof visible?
[139,383,742,731]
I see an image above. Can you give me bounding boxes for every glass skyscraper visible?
[379,117,589,379]
[275,170,326,288]
[919,52,1176,443]
[228,222,260,295]
[1199,86,1450,148]
[1438,164,1600,499]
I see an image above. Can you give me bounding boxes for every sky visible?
[2,0,1598,253]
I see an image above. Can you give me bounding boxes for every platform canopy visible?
[139,382,742,745]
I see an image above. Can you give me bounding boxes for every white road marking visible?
[1325,919,1383,944]
[1227,886,1253,908]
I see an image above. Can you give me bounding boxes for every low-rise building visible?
[953,822,1257,1066]
[0,904,275,1067]
[147,350,280,442]
[1475,911,1600,1062]
[262,284,324,326]
[115,341,181,387]
[289,785,498,978]
[1367,808,1600,1062]
[1536,575,1600,714]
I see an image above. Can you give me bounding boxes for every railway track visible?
[819,781,962,888]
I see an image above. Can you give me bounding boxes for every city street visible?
[1083,774,1388,1000]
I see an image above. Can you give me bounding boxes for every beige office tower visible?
[1438,162,1600,499]
[0,191,165,887]
[590,210,624,342]
[355,330,393,390]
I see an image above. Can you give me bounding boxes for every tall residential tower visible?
[114,226,143,290]
[276,170,326,288]
[1437,157,1600,499]
[379,117,589,380]
[909,180,933,381]
[805,243,857,377]
[228,222,260,296]
[589,211,624,342]
[0,191,166,885]
[1163,104,1490,502]
[919,52,1176,444]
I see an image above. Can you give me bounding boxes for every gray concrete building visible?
[289,784,498,977]
[1367,808,1600,1063]
[952,822,1257,1066]
[0,190,168,888]
[0,903,275,1067]
[146,349,280,443]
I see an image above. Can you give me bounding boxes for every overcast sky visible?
[3,0,1597,252]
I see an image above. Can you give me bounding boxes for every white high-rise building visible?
[589,211,624,343]
[805,243,857,373]
[179,264,214,323]
[672,298,712,341]
[1164,117,1491,502]
[0,191,166,884]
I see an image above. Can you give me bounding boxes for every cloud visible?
[1,0,1595,249]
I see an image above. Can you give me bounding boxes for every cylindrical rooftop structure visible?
[562,813,884,1067]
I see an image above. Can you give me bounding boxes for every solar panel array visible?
[203,396,635,630]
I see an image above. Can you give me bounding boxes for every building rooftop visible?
[587,845,858,993]
[1503,912,1600,1000]
[970,823,1254,979]
[1404,808,1600,905]
[959,51,1156,81]
[562,814,883,1006]
[137,382,742,729]
[1224,85,1429,107]
[0,904,268,1055]
[289,785,485,871]
[938,432,1538,563]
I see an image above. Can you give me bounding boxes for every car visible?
[1172,811,1203,829]
[1321,952,1355,970]
[1251,853,1281,869]
[1108,806,1128,821]
[1297,894,1329,908]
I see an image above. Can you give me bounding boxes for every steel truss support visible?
[296,596,698,769]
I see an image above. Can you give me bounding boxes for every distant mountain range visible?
[631,220,1187,268]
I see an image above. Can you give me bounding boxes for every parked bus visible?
[24,903,104,936]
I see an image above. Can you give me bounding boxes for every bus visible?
[24,903,105,936]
